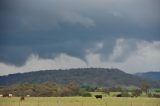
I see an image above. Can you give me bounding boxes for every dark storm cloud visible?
[0,0,160,65]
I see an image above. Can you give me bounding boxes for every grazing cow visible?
[8,94,12,98]
[3,94,9,97]
[95,95,102,99]
[116,94,122,97]
[26,95,30,97]
[3,94,12,98]
[20,96,25,101]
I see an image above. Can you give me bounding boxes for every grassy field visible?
[0,97,160,106]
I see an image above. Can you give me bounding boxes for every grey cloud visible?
[2,0,160,31]
[1,0,96,32]
[0,0,160,66]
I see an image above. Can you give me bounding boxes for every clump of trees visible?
[131,89,142,97]
[1,81,159,98]
[141,82,150,95]
[0,82,83,97]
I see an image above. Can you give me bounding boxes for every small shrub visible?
[155,89,160,93]
[151,94,160,98]
[81,92,92,97]
[121,92,130,97]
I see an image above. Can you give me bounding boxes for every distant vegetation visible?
[135,72,160,80]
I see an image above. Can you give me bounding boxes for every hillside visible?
[0,68,159,87]
[135,72,160,80]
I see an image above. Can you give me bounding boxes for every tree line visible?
[0,81,159,98]
[0,82,81,97]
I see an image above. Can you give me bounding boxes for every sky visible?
[0,0,160,75]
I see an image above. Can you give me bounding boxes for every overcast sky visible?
[0,0,160,75]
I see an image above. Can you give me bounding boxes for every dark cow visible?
[3,94,10,97]
[95,95,102,99]
[20,96,25,101]
[116,94,122,97]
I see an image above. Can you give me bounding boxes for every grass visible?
[0,96,160,106]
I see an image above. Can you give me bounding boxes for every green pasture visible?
[0,97,160,106]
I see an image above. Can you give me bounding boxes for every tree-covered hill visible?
[0,68,159,87]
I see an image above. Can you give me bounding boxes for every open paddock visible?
[0,97,160,106]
